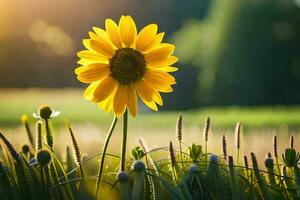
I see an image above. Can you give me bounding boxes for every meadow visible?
[1,89,300,199]
[1,88,300,128]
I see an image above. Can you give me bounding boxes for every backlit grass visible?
[0,106,300,200]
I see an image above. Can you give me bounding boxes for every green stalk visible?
[23,119,35,149]
[228,156,239,200]
[132,161,145,200]
[250,152,272,200]
[179,142,184,169]
[45,119,53,151]
[275,157,281,184]
[95,116,118,199]
[294,166,300,197]
[275,156,290,198]
[121,110,128,171]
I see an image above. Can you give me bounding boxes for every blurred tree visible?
[173,0,300,106]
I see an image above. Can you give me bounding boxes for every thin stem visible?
[79,164,84,178]
[275,156,291,199]
[179,142,184,168]
[121,110,128,171]
[205,141,207,169]
[40,166,45,191]
[95,116,118,199]
[45,119,53,151]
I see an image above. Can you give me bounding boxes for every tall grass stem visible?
[121,110,128,171]
[95,116,118,199]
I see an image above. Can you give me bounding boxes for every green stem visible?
[205,141,207,169]
[95,116,118,199]
[179,142,184,169]
[121,110,128,171]
[45,119,53,151]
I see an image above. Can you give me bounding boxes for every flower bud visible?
[117,171,129,182]
[210,154,218,163]
[38,105,52,120]
[37,150,51,166]
[264,157,274,169]
[133,160,145,172]
[188,164,199,174]
[21,145,30,154]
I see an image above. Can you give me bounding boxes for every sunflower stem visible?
[95,116,118,199]
[121,110,128,171]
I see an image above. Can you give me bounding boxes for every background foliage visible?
[0,0,300,109]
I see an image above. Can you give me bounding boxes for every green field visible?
[0,89,300,199]
[1,88,300,129]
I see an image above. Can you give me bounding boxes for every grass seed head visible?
[250,152,259,170]
[273,136,278,157]
[169,141,176,166]
[222,134,227,160]
[176,114,183,142]
[228,156,234,167]
[0,132,20,162]
[36,120,43,151]
[290,135,294,149]
[235,122,241,150]
[68,125,81,166]
[203,116,210,142]
[243,155,249,170]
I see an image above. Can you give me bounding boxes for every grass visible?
[0,106,300,200]
[1,88,300,129]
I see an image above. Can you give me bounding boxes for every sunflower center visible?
[109,48,146,85]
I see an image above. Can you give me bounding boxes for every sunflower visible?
[75,15,178,117]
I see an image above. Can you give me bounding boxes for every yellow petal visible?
[93,76,117,102]
[74,66,86,74]
[119,15,137,47]
[77,58,108,66]
[77,59,93,65]
[142,32,165,53]
[153,90,163,106]
[144,71,175,93]
[89,31,99,40]
[142,99,158,111]
[82,39,92,50]
[146,69,176,84]
[77,64,110,83]
[113,84,127,117]
[159,66,178,72]
[75,63,108,74]
[90,40,115,58]
[136,24,158,52]
[147,56,178,67]
[105,19,123,49]
[148,66,178,72]
[136,79,155,102]
[92,27,109,40]
[83,81,100,100]
[77,50,108,64]
[127,84,138,117]
[98,92,114,112]
[145,43,175,63]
